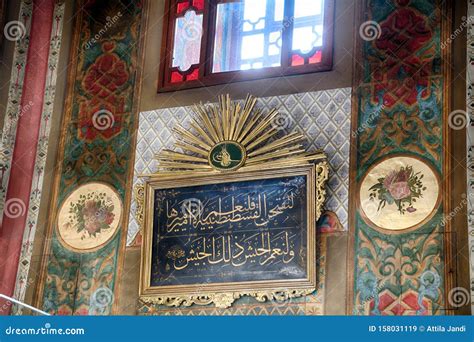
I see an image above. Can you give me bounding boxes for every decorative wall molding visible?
[0,0,33,224]
[467,0,474,314]
[11,0,66,314]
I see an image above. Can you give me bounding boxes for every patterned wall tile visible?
[127,88,352,246]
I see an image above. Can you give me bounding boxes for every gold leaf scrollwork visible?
[134,183,145,231]
[248,289,314,303]
[315,161,329,221]
[140,289,313,309]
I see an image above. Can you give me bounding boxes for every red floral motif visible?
[369,165,425,215]
[57,306,72,315]
[83,200,114,235]
[78,98,124,140]
[79,42,130,140]
[370,6,434,108]
[82,43,128,100]
[375,9,432,61]
[383,169,411,200]
[74,308,89,316]
[369,290,431,315]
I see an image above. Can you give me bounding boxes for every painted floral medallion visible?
[57,182,122,251]
[359,156,440,231]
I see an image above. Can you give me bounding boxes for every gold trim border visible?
[140,289,314,309]
[136,160,327,308]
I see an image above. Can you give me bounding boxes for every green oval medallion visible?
[209,141,246,171]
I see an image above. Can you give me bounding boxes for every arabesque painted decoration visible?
[350,0,449,315]
[36,0,145,315]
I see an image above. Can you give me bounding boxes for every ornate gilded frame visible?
[137,159,328,308]
[134,94,329,308]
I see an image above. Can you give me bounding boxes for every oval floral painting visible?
[359,156,440,231]
[57,182,122,251]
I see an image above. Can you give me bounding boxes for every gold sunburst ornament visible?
[155,94,325,173]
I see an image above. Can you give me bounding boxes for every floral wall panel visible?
[37,0,146,315]
[350,0,450,315]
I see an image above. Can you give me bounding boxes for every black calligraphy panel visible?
[150,175,308,286]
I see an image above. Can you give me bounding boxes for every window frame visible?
[158,0,335,92]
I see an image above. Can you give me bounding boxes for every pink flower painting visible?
[67,191,116,239]
[369,165,426,215]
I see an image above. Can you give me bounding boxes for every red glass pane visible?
[309,50,322,64]
[192,0,204,11]
[291,54,305,66]
[170,70,184,83]
[186,67,199,80]
[176,1,190,15]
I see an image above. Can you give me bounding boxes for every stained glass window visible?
[159,0,334,91]
[172,10,203,72]
[291,0,324,66]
